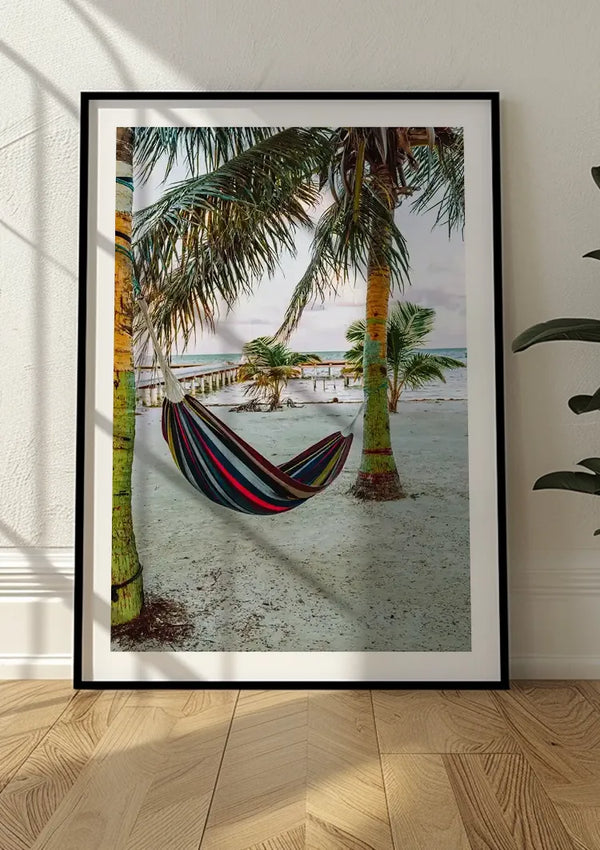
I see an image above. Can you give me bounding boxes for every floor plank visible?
[243,825,305,850]
[306,691,393,850]
[0,681,598,849]
[549,800,600,850]
[492,681,600,787]
[0,690,130,850]
[29,690,237,850]
[477,754,573,848]
[493,682,600,848]
[372,690,519,754]
[125,691,238,850]
[519,748,600,850]
[444,755,521,849]
[200,690,308,850]
[576,681,600,716]
[382,753,470,849]
[496,682,600,751]
[0,681,75,794]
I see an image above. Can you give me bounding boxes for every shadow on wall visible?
[70,0,344,91]
[0,14,381,681]
[1,4,478,683]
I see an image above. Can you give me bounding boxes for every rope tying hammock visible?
[135,295,355,514]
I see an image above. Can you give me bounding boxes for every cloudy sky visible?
[134,137,466,354]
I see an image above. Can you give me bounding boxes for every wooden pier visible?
[135,360,354,406]
[298,360,357,391]
[136,366,240,407]
[297,360,346,378]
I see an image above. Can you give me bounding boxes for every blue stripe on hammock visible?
[182,410,305,513]
[165,402,307,513]
[166,406,295,514]
[184,396,344,494]
[162,396,353,515]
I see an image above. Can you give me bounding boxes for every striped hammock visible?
[137,299,354,515]
[162,395,353,514]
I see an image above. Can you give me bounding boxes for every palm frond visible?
[343,319,367,377]
[135,126,332,260]
[277,187,410,338]
[133,126,284,184]
[388,301,436,359]
[241,336,320,368]
[400,352,463,390]
[426,353,465,371]
[134,128,335,345]
[238,336,318,407]
[342,302,464,392]
[345,318,367,347]
[409,128,465,235]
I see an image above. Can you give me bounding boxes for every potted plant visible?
[512,167,600,534]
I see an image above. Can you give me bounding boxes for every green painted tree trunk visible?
[112,127,144,625]
[352,248,404,500]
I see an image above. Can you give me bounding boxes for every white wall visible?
[1,0,599,678]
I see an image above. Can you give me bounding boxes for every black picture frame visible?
[75,91,508,689]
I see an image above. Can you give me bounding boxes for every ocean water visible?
[165,348,468,401]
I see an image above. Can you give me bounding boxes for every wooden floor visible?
[0,683,599,849]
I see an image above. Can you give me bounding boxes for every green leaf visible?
[578,457,600,474]
[342,302,464,390]
[237,336,319,407]
[533,471,600,494]
[353,139,365,223]
[583,249,600,261]
[410,130,465,236]
[276,190,410,338]
[568,387,600,414]
[133,128,334,346]
[592,166,600,191]
[512,318,600,352]
[134,127,283,184]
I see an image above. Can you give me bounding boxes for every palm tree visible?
[112,127,327,624]
[113,127,143,624]
[345,301,466,417]
[238,337,320,410]
[136,126,464,503]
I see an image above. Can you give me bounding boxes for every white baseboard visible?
[0,547,75,593]
[0,654,73,679]
[3,659,597,681]
[0,548,74,679]
[510,656,600,679]
[1,546,599,681]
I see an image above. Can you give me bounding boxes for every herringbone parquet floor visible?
[0,682,599,848]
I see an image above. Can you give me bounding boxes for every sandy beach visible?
[114,394,470,653]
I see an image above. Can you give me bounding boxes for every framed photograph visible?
[76,92,507,687]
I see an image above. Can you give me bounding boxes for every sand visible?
[115,394,470,653]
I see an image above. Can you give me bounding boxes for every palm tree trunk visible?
[389,377,403,413]
[271,380,283,410]
[352,253,405,500]
[112,127,143,625]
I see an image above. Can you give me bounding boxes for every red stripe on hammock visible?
[174,403,290,513]
[182,395,342,493]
